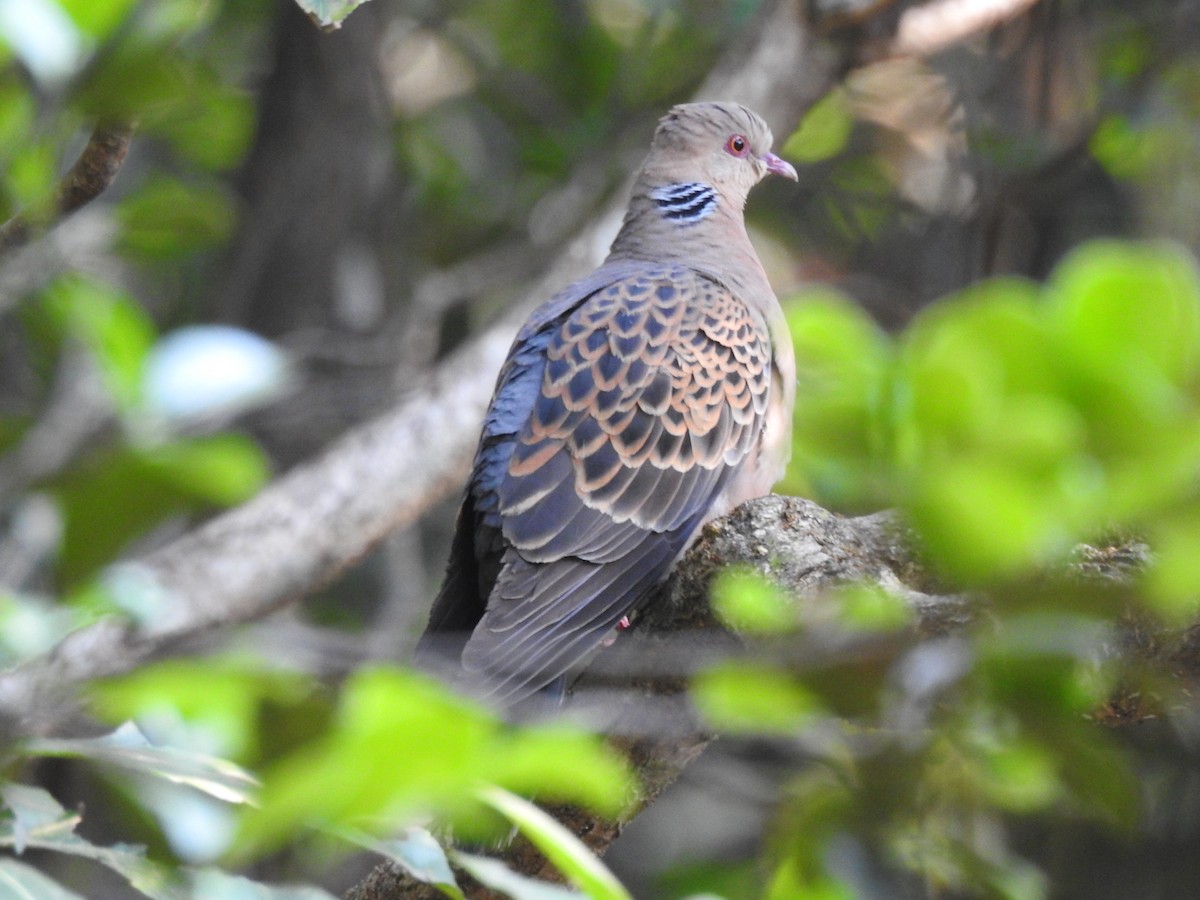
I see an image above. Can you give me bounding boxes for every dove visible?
[420,101,797,704]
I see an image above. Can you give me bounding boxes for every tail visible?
[415,494,486,673]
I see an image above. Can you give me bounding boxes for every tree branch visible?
[0,122,135,255]
[892,0,1042,57]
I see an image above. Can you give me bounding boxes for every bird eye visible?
[725,134,749,157]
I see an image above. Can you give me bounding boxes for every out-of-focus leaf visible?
[692,663,822,735]
[783,289,893,505]
[7,140,56,207]
[0,81,34,159]
[475,786,629,900]
[43,275,156,412]
[782,89,853,163]
[453,851,583,900]
[294,0,372,30]
[1146,510,1200,621]
[134,778,239,865]
[117,176,236,259]
[1051,240,1200,387]
[57,0,139,39]
[908,457,1062,581]
[0,783,177,897]
[91,657,314,763]
[343,827,462,899]
[24,721,259,806]
[187,870,337,899]
[832,583,911,631]
[139,435,270,505]
[1089,115,1174,180]
[238,667,634,860]
[711,567,797,634]
[143,326,291,423]
[53,434,268,583]
[0,590,76,666]
[0,0,85,83]
[152,77,256,172]
[765,858,852,900]
[0,858,86,899]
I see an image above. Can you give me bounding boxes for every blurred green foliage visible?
[237,667,634,857]
[681,237,1200,897]
[785,240,1200,593]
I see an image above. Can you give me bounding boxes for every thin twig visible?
[0,121,135,255]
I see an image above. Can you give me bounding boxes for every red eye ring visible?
[725,134,749,157]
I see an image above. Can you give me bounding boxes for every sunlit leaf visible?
[475,786,630,900]
[693,663,822,734]
[0,589,76,666]
[782,89,853,163]
[1051,240,1200,386]
[239,667,634,859]
[453,852,582,900]
[343,827,462,899]
[57,0,140,39]
[24,722,259,806]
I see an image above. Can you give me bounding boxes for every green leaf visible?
[239,667,634,860]
[7,141,56,208]
[342,827,462,899]
[90,657,314,763]
[0,784,177,898]
[908,457,1063,582]
[52,434,269,583]
[24,722,259,806]
[783,289,894,505]
[832,583,912,631]
[294,0,373,30]
[711,567,797,634]
[1146,510,1200,621]
[42,276,156,412]
[475,786,630,900]
[0,858,87,900]
[57,0,140,39]
[1089,115,1173,180]
[453,852,583,900]
[782,90,853,163]
[1,783,77,854]
[692,663,822,735]
[187,870,337,899]
[1051,240,1200,386]
[138,435,271,506]
[117,176,236,259]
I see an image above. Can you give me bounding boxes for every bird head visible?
[644,101,798,208]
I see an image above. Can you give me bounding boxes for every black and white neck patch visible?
[650,181,718,225]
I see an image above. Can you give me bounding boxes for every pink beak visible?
[761,152,798,181]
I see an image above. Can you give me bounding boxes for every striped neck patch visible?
[650,181,718,225]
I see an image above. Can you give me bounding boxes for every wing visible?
[462,264,773,701]
[420,260,654,655]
